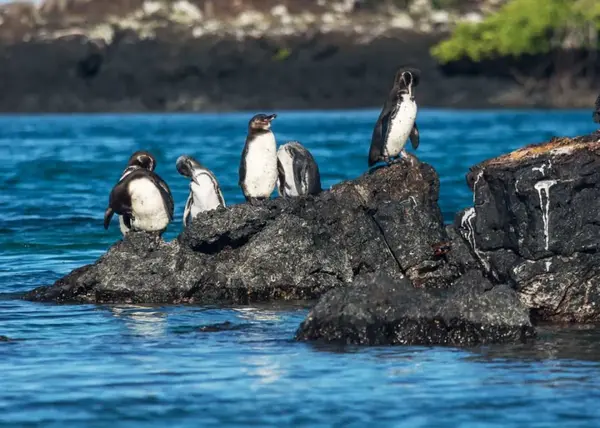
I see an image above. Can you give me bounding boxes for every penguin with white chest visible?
[368,68,421,168]
[115,151,157,235]
[239,113,278,204]
[104,151,174,236]
[276,141,322,197]
[176,155,225,227]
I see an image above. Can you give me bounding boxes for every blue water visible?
[1,109,600,427]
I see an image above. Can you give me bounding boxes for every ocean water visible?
[1,109,600,427]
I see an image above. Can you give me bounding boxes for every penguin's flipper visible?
[410,123,420,150]
[151,173,174,222]
[239,141,249,192]
[183,192,193,227]
[103,207,114,230]
[122,213,133,229]
[369,109,390,167]
[594,94,600,124]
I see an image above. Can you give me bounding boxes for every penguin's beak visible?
[266,114,277,122]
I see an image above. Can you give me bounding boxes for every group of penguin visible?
[103,68,422,236]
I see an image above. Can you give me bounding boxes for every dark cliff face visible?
[456,132,600,323]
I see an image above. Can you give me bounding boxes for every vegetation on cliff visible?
[431,0,600,63]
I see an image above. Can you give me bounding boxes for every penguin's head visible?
[249,113,277,132]
[127,150,156,171]
[176,155,206,181]
[395,68,420,92]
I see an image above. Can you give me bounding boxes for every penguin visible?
[239,113,278,204]
[368,68,421,168]
[276,141,322,197]
[114,151,158,235]
[103,151,174,235]
[594,93,600,124]
[176,155,225,227]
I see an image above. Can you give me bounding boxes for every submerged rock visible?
[26,160,470,305]
[295,270,535,346]
[456,132,600,322]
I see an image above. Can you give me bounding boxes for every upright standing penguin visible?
[176,155,225,227]
[276,141,322,197]
[239,113,278,204]
[104,151,174,236]
[594,93,600,124]
[368,68,421,168]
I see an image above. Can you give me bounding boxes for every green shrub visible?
[431,0,600,63]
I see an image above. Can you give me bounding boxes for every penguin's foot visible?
[401,150,420,167]
[247,197,265,206]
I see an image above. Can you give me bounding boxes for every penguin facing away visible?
[276,141,322,197]
[176,155,225,227]
[239,113,278,204]
[594,93,600,124]
[116,151,158,235]
[104,151,174,235]
[368,68,421,167]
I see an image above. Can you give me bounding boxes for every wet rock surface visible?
[25,132,600,344]
[26,160,470,305]
[456,132,600,323]
[295,270,535,346]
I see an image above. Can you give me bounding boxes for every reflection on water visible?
[469,325,600,363]
[108,306,168,337]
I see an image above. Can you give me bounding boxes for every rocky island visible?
[25,130,600,346]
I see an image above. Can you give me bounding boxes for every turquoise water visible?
[1,109,600,427]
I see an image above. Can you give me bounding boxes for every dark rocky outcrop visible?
[26,159,472,305]
[295,270,535,346]
[456,132,600,323]
[0,336,11,342]
[25,131,600,345]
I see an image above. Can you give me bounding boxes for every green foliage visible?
[272,47,291,62]
[431,0,600,63]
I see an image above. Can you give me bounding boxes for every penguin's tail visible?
[103,207,114,230]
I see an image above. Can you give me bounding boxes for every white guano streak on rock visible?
[461,207,490,271]
[473,170,483,205]
[534,180,557,251]
[532,160,552,176]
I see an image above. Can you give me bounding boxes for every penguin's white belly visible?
[189,175,224,216]
[244,133,277,198]
[277,148,300,197]
[385,97,417,157]
[128,178,170,232]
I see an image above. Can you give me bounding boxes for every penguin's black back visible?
[289,144,322,195]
